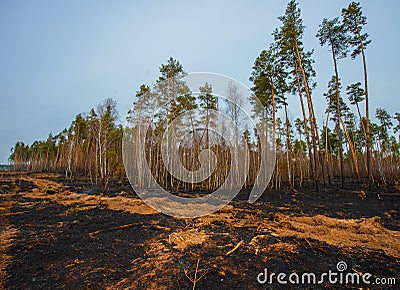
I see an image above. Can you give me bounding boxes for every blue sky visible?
[0,0,399,163]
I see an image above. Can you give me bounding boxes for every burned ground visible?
[0,172,399,289]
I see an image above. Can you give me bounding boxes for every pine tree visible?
[274,0,320,190]
[342,2,372,188]
[347,82,367,141]
[198,82,217,147]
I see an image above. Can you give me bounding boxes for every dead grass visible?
[18,175,158,215]
[169,229,208,251]
[0,188,18,290]
[17,173,400,259]
[272,213,400,258]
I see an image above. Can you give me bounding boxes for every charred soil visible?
[0,172,399,289]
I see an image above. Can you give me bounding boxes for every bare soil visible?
[0,172,399,289]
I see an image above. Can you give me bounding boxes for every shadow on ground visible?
[1,173,399,289]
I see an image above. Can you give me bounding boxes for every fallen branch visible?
[89,223,170,238]
[352,267,364,277]
[2,211,31,216]
[303,238,329,254]
[249,235,268,245]
[226,240,244,256]
[304,238,314,248]
[89,223,141,237]
[249,235,269,255]
[143,224,170,231]
[233,224,259,229]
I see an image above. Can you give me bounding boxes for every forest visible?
[2,1,400,289]
[8,1,400,193]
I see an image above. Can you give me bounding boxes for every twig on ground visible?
[304,238,314,248]
[352,267,364,277]
[143,224,170,231]
[89,223,170,238]
[249,235,268,255]
[226,240,244,256]
[89,223,142,237]
[184,259,208,290]
[249,235,268,245]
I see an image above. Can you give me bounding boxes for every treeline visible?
[9,1,400,192]
[9,98,125,190]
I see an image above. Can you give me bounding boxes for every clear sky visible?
[0,0,399,163]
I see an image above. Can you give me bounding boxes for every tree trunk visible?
[294,60,315,185]
[332,50,345,188]
[356,26,372,190]
[284,103,293,188]
[294,42,319,192]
